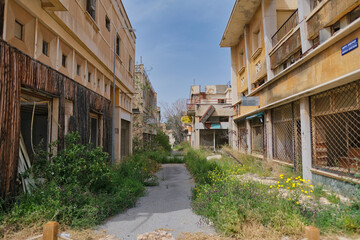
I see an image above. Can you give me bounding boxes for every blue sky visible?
[122,0,234,105]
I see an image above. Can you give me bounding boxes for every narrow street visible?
[101,164,215,240]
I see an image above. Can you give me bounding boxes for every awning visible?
[245,112,264,120]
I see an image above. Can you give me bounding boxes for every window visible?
[331,21,340,35]
[105,84,107,93]
[62,54,67,68]
[15,20,23,40]
[241,77,245,86]
[350,5,360,23]
[239,51,245,71]
[128,56,132,72]
[105,15,110,31]
[253,28,261,53]
[116,35,120,55]
[86,0,96,21]
[76,64,80,76]
[218,99,225,104]
[42,41,49,56]
[90,114,99,148]
[97,79,100,88]
[88,72,92,82]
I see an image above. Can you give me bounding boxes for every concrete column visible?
[230,47,238,102]
[246,119,252,154]
[244,25,252,93]
[265,109,273,160]
[114,107,121,164]
[300,97,312,181]
[213,130,216,151]
[55,36,60,70]
[298,0,312,53]
[34,18,38,58]
[195,129,200,149]
[51,98,59,155]
[261,0,277,80]
[231,117,238,150]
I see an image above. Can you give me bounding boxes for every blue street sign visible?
[341,38,358,56]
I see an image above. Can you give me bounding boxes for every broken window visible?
[20,93,51,160]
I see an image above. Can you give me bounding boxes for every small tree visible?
[162,99,187,144]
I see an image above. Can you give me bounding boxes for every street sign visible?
[241,96,260,106]
[341,38,358,55]
[181,116,193,123]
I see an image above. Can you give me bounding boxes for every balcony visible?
[272,9,299,46]
[306,0,359,40]
[186,98,232,116]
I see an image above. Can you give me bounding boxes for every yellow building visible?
[186,85,233,150]
[221,0,360,188]
[0,0,135,199]
[132,64,161,150]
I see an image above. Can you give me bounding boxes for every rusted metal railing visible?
[271,9,299,46]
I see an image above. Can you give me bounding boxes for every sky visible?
[122,0,235,106]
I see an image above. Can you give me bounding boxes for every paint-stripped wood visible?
[0,40,112,200]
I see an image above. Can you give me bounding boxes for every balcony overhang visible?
[41,0,67,11]
[220,0,262,48]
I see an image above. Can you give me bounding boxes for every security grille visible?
[311,80,360,177]
[251,117,264,154]
[272,102,302,169]
[238,120,248,153]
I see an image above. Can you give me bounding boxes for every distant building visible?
[221,0,360,187]
[160,123,176,148]
[0,0,135,199]
[133,64,160,148]
[186,85,232,150]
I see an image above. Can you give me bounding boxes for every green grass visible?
[0,133,167,237]
[185,147,360,238]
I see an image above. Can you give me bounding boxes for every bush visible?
[0,132,163,233]
[185,148,360,237]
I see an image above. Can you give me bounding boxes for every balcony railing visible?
[272,9,299,46]
[186,98,232,110]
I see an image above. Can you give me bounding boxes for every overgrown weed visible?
[185,146,360,238]
[0,132,167,238]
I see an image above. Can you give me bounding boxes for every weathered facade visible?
[0,0,136,200]
[221,0,360,188]
[132,64,160,148]
[186,85,232,150]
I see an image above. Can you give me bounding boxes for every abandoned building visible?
[221,0,360,189]
[0,0,136,200]
[186,85,233,150]
[132,64,161,148]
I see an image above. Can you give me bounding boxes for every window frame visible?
[42,40,49,56]
[62,54,67,68]
[105,15,111,32]
[86,0,97,21]
[14,20,24,41]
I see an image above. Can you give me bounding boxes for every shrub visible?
[0,132,163,233]
[186,148,360,237]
